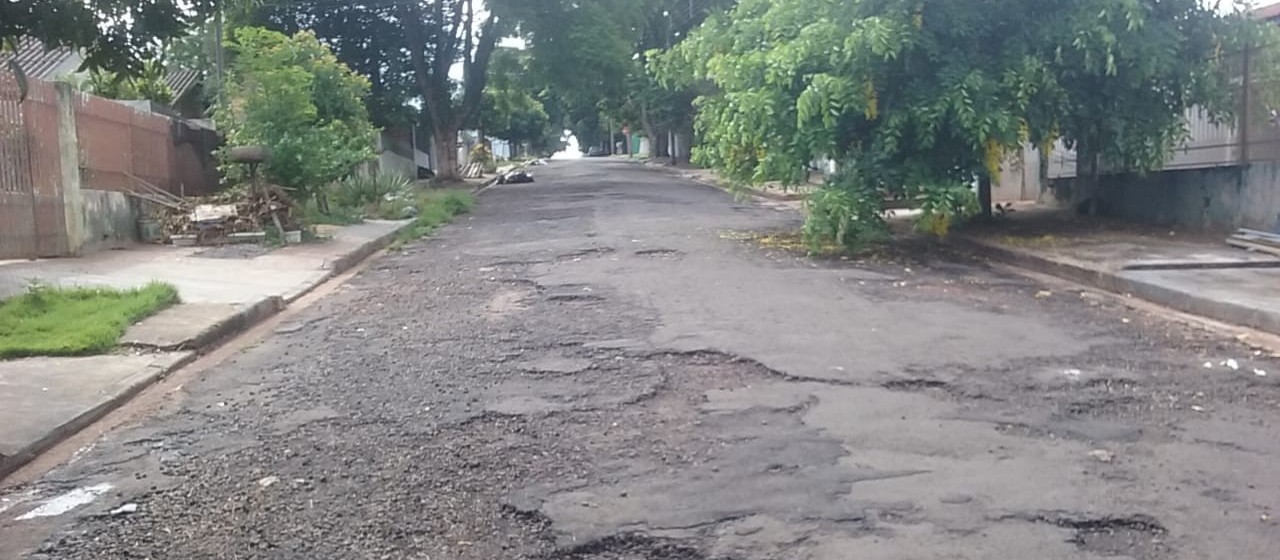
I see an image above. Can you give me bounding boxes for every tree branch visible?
[456,13,499,129]
[400,3,440,127]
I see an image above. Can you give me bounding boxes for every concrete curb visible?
[0,352,196,478]
[954,234,1280,336]
[123,297,286,352]
[0,226,406,479]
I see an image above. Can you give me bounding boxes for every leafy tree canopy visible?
[2,0,215,75]
[657,0,1243,247]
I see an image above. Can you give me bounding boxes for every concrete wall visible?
[1049,162,1280,232]
[78,189,137,252]
[378,151,415,178]
[994,145,1048,202]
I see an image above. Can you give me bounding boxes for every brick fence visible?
[0,75,219,259]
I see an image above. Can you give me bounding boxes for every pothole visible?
[634,248,683,258]
[547,534,712,560]
[547,293,605,303]
[1013,512,1168,559]
[881,379,950,391]
[557,247,616,261]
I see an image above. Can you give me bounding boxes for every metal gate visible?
[0,72,65,259]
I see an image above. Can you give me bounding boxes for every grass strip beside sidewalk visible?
[389,189,475,250]
[0,282,180,359]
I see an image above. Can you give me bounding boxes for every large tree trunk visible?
[435,127,460,181]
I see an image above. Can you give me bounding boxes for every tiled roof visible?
[0,36,78,79]
[165,68,202,101]
[1,37,203,101]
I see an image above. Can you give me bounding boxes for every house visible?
[990,5,1280,231]
[1255,2,1280,23]
[0,37,208,119]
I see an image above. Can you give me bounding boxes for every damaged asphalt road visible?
[2,159,1278,559]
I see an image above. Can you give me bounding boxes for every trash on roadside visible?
[110,503,138,516]
[1223,358,1240,370]
[1035,290,1052,299]
[257,476,280,488]
[498,170,535,185]
[1191,405,1207,412]
[1255,369,1268,377]
[1203,361,1214,369]
[1063,368,1082,378]
[1087,449,1114,463]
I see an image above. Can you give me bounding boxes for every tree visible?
[84,60,174,105]
[473,47,558,155]
[217,27,375,207]
[249,1,418,128]
[246,0,513,181]
[658,0,1241,247]
[2,0,215,76]
[398,0,512,180]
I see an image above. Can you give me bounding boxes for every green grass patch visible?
[0,282,180,359]
[389,189,475,251]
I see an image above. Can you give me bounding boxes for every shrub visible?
[217,27,376,207]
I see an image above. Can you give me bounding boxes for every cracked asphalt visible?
[2,159,1279,559]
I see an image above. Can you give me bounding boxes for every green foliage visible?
[659,0,1241,248]
[802,167,888,251]
[915,185,979,238]
[217,27,376,205]
[85,59,174,105]
[0,282,179,359]
[331,174,414,211]
[389,190,475,251]
[1,0,215,76]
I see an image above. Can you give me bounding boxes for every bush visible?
[217,28,376,207]
[330,174,414,210]
[802,167,888,251]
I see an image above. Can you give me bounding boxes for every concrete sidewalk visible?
[956,209,1280,336]
[0,219,408,477]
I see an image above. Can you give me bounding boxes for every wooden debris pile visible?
[1227,228,1280,257]
[125,174,299,243]
[460,161,485,179]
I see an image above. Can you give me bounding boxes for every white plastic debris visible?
[1254,369,1268,377]
[1203,362,1214,369]
[1035,290,1052,299]
[1087,449,1114,463]
[1191,405,1206,412]
[110,503,138,516]
[1063,369,1082,378]
[1223,359,1240,371]
[257,476,280,488]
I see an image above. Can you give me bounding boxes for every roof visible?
[164,68,202,101]
[0,36,78,79]
[1254,2,1280,21]
[0,37,202,101]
